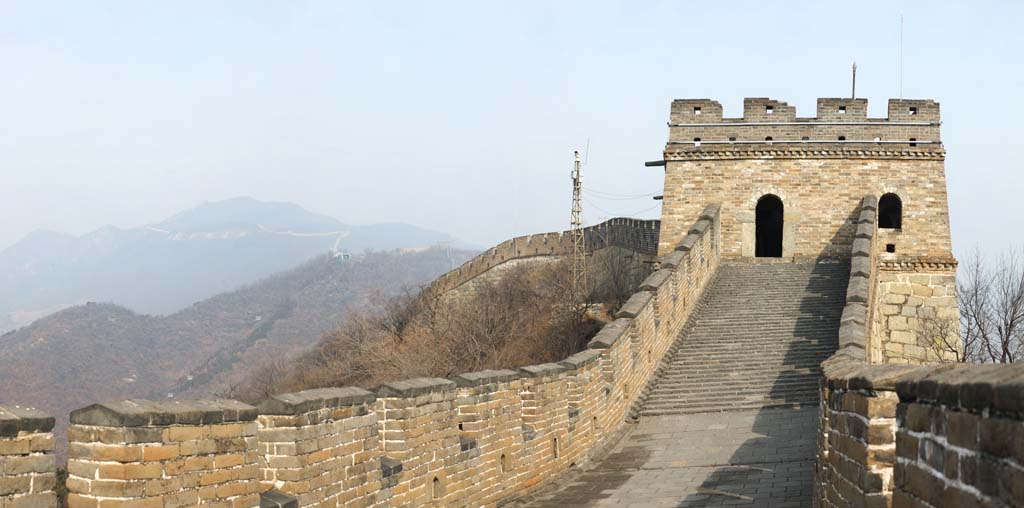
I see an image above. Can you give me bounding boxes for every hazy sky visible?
[1,1,1020,258]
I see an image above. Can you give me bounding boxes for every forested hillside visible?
[0,247,473,458]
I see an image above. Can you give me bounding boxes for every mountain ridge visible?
[0,196,467,332]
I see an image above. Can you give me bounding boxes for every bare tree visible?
[923,249,1024,363]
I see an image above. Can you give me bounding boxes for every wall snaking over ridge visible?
[427,218,660,295]
[5,207,713,508]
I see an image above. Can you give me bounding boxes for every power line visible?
[585,188,660,198]
[583,199,661,219]
[583,190,657,201]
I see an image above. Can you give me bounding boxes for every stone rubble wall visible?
[872,263,959,364]
[0,405,57,508]
[818,358,1024,508]
[427,218,660,295]
[34,206,718,508]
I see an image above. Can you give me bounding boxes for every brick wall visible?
[66,400,261,508]
[428,218,660,294]
[44,205,718,508]
[0,405,57,508]
[818,358,1024,508]
[893,364,1024,507]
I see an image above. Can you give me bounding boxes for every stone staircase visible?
[639,261,849,416]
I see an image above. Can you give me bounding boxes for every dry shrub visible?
[234,253,649,401]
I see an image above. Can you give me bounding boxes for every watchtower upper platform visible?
[666,98,941,156]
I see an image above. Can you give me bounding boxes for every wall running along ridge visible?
[427,218,660,295]
[6,207,716,508]
[817,197,1024,507]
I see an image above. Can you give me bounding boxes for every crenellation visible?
[816,98,869,121]
[665,97,942,149]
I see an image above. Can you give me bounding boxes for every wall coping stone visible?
[857,209,876,225]
[640,269,672,291]
[851,238,871,257]
[518,363,567,378]
[260,489,298,508]
[615,291,653,319]
[840,303,867,326]
[846,276,870,303]
[256,387,375,415]
[861,195,878,211]
[700,203,722,220]
[838,323,867,349]
[660,251,686,269]
[854,223,875,239]
[0,404,55,437]
[559,349,603,370]
[688,219,710,235]
[453,369,522,388]
[70,399,256,427]
[851,257,871,278]
[676,233,699,252]
[375,378,455,398]
[587,318,632,349]
[824,358,1024,417]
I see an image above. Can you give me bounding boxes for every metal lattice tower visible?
[570,150,587,304]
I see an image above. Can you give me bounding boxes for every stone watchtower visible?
[653,97,958,364]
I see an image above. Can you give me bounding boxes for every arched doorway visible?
[755,195,784,257]
[878,193,902,229]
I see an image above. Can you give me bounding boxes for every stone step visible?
[637,261,847,416]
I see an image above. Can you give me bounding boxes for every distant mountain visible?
[0,197,466,332]
[0,246,475,459]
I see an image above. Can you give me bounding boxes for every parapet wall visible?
[0,405,56,508]
[668,97,941,151]
[428,218,660,294]
[13,208,712,508]
[816,197,1013,507]
[817,357,1024,508]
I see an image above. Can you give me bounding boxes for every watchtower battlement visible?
[667,97,941,153]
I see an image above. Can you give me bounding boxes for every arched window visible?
[878,193,902,229]
[755,195,784,257]
[432,477,443,499]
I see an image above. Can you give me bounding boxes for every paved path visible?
[516,407,816,508]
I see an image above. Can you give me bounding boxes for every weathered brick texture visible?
[66,400,261,508]
[256,388,379,508]
[0,405,57,508]
[819,357,1024,508]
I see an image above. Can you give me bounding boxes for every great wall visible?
[1,97,1022,508]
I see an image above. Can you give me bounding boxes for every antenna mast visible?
[851,62,857,99]
[570,150,587,306]
[899,14,904,99]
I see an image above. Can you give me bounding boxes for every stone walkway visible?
[515,407,816,508]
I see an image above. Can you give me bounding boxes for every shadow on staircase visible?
[672,260,847,507]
